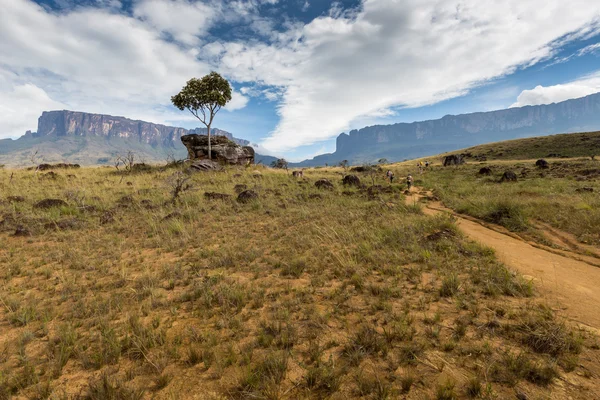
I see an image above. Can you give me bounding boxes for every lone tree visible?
[171,72,232,160]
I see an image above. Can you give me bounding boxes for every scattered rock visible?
[162,211,182,221]
[315,179,334,190]
[342,175,361,186]
[204,192,232,200]
[37,163,80,171]
[6,196,25,203]
[130,163,152,172]
[443,154,464,166]
[535,159,549,169]
[181,134,255,165]
[500,171,518,182]
[117,195,135,208]
[350,165,382,173]
[425,229,455,242]
[575,187,594,193]
[41,171,59,179]
[234,184,248,194]
[478,167,492,175]
[12,225,31,237]
[237,190,259,203]
[126,181,133,186]
[44,218,82,231]
[100,211,115,224]
[140,199,154,209]
[33,198,68,209]
[189,159,223,172]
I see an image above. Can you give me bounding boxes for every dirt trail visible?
[406,189,600,332]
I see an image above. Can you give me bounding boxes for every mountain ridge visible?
[295,91,600,166]
[0,110,275,167]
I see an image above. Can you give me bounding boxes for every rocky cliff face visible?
[32,110,249,148]
[297,92,600,166]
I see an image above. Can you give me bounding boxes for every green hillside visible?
[446,131,600,161]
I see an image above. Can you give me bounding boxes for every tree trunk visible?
[207,123,211,160]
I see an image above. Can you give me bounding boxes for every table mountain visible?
[295,91,600,166]
[0,110,274,167]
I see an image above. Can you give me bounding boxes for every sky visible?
[1,0,600,161]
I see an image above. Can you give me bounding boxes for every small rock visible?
[500,171,518,182]
[237,190,259,203]
[6,196,25,203]
[234,184,248,194]
[204,192,231,200]
[478,167,492,175]
[12,225,31,237]
[33,199,68,209]
[44,218,82,231]
[162,211,182,221]
[535,159,549,169]
[315,179,334,190]
[189,160,223,172]
[100,211,115,225]
[342,175,361,186]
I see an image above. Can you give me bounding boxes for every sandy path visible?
[406,189,600,331]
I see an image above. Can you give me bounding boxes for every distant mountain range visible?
[0,110,276,167]
[2,92,600,167]
[295,91,600,166]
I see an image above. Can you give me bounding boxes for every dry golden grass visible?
[0,163,598,399]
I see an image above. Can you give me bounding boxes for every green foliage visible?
[171,72,232,120]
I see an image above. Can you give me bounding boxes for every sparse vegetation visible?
[0,160,597,399]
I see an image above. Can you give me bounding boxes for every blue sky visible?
[1,0,600,161]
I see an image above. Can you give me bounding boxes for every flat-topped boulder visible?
[181,134,254,165]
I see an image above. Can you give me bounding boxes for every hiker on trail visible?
[425,161,429,168]
[388,170,394,183]
[406,174,413,190]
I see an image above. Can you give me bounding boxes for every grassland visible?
[0,162,598,399]
[418,157,600,248]
[440,131,600,161]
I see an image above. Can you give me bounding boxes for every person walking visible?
[406,174,413,190]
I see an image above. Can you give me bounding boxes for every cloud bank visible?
[511,72,600,107]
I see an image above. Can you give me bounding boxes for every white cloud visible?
[247,0,600,152]
[225,90,249,111]
[0,84,67,139]
[133,0,216,46]
[0,0,220,138]
[511,72,600,107]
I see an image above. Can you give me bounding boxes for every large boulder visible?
[443,154,464,166]
[181,134,254,165]
[500,171,518,182]
[342,175,361,186]
[190,160,223,172]
[535,159,549,169]
[315,179,334,190]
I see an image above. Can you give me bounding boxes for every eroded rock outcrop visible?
[181,135,254,165]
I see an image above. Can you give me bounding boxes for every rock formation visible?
[181,135,255,165]
[443,154,465,166]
